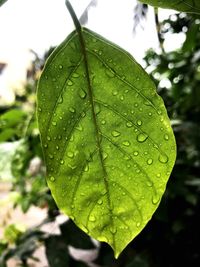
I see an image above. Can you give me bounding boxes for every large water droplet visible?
[123,140,130,146]
[111,130,121,137]
[137,133,148,143]
[158,154,168,163]
[89,215,96,222]
[47,136,51,141]
[112,90,118,96]
[137,120,142,126]
[72,72,79,78]
[60,160,64,165]
[50,176,55,182]
[67,152,74,158]
[97,199,103,205]
[133,151,139,156]
[126,121,133,128]
[69,107,75,113]
[52,121,57,126]
[110,226,117,234]
[106,69,115,78]
[79,89,87,99]
[84,164,89,172]
[152,194,160,205]
[147,158,153,165]
[164,134,169,140]
[67,80,73,86]
[59,65,63,69]
[58,96,63,104]
[102,151,108,160]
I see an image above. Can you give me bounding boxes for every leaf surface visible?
[139,0,200,14]
[37,27,176,258]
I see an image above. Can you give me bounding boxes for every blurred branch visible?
[133,2,148,32]
[79,0,98,25]
[154,7,165,53]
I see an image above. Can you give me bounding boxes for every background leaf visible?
[0,0,8,7]
[139,0,200,14]
[37,27,176,257]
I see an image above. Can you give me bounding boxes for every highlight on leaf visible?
[37,26,176,258]
[139,0,200,14]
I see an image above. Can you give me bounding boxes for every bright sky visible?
[0,0,183,104]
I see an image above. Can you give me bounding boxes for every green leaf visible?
[0,0,8,7]
[139,0,200,14]
[37,27,176,258]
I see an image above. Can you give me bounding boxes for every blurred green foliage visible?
[0,11,200,267]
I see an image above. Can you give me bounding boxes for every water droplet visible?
[149,112,152,116]
[133,151,139,156]
[164,134,169,140]
[102,151,108,160]
[49,154,54,159]
[137,120,142,126]
[137,133,148,143]
[98,50,102,55]
[158,154,168,163]
[120,95,124,101]
[60,160,64,165]
[97,199,103,205]
[79,89,87,99]
[157,110,162,115]
[52,121,57,126]
[68,164,77,170]
[89,215,96,222]
[136,222,141,227]
[52,78,56,82]
[67,80,73,86]
[67,152,74,158]
[111,130,121,137]
[72,72,79,78]
[44,144,48,148]
[110,226,117,234]
[84,164,89,172]
[123,140,130,146]
[58,96,63,104]
[59,65,63,69]
[126,121,133,128]
[112,90,118,96]
[47,136,51,141]
[147,158,153,165]
[38,107,42,112]
[50,176,55,182]
[157,173,161,178]
[56,145,59,150]
[136,169,141,173]
[106,69,115,78]
[101,120,106,125]
[146,181,153,187]
[69,107,75,113]
[95,104,101,115]
[152,194,160,205]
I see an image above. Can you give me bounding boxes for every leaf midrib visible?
[77,28,116,248]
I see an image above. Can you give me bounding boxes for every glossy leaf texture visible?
[139,0,200,14]
[37,27,176,258]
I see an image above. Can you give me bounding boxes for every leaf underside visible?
[139,0,200,14]
[37,27,176,258]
